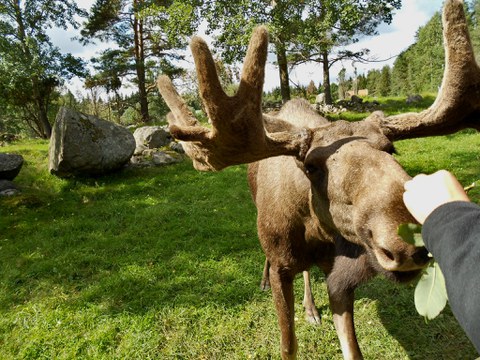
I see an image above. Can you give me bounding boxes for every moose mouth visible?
[373,245,430,272]
[370,245,430,283]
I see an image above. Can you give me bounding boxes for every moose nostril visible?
[381,248,395,262]
[412,247,430,265]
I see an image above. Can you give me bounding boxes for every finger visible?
[404,174,427,190]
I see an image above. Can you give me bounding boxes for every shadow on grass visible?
[0,162,263,315]
[1,152,477,358]
[355,278,477,359]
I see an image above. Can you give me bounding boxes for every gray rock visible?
[406,94,423,104]
[0,179,19,196]
[49,107,135,177]
[0,188,20,196]
[0,153,23,180]
[129,150,183,167]
[315,93,326,104]
[133,126,172,153]
[169,141,184,153]
[152,151,182,166]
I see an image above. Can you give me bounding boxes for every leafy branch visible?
[397,224,448,321]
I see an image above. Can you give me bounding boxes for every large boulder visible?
[133,126,172,155]
[49,107,135,177]
[0,153,23,180]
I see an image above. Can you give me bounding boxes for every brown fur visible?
[248,100,428,359]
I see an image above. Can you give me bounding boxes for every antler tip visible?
[251,25,269,44]
[156,74,171,90]
[190,35,209,52]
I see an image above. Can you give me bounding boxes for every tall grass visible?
[0,111,479,359]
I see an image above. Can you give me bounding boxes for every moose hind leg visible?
[260,258,271,291]
[269,265,298,360]
[302,270,321,325]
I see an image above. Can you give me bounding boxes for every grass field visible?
[1,112,479,358]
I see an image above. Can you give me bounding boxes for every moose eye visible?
[304,162,319,176]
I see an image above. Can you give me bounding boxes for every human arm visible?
[403,171,480,353]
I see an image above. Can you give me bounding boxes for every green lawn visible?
[0,125,479,359]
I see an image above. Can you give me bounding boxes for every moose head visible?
[157,0,480,358]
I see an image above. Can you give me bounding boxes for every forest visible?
[2,0,480,140]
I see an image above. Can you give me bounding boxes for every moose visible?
[157,1,480,359]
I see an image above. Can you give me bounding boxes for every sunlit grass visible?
[326,94,437,122]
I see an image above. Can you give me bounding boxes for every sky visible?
[54,0,445,96]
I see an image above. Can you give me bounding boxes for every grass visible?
[1,111,479,359]
[326,94,437,122]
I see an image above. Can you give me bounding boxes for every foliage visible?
[397,224,448,321]
[378,66,392,97]
[390,49,411,96]
[468,0,480,60]
[415,262,448,320]
[392,12,444,95]
[290,0,401,104]
[81,0,201,123]
[204,0,401,104]
[0,0,87,138]
[360,2,480,98]
[203,0,306,102]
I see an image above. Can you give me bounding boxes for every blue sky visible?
[57,0,446,95]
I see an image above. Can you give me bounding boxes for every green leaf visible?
[414,262,448,320]
[397,223,424,247]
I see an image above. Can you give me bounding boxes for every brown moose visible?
[157,1,480,358]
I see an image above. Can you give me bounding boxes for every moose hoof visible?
[260,279,271,291]
[304,307,321,325]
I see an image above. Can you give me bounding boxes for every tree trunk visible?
[275,43,291,103]
[13,0,51,138]
[36,105,52,139]
[133,2,150,124]
[322,50,333,105]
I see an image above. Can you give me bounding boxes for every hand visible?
[403,170,470,224]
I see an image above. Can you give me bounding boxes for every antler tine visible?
[375,0,480,140]
[157,26,313,172]
[190,36,229,117]
[237,26,269,101]
[157,75,210,141]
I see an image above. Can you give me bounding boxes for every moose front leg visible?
[269,265,297,360]
[327,286,362,360]
[326,238,375,360]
